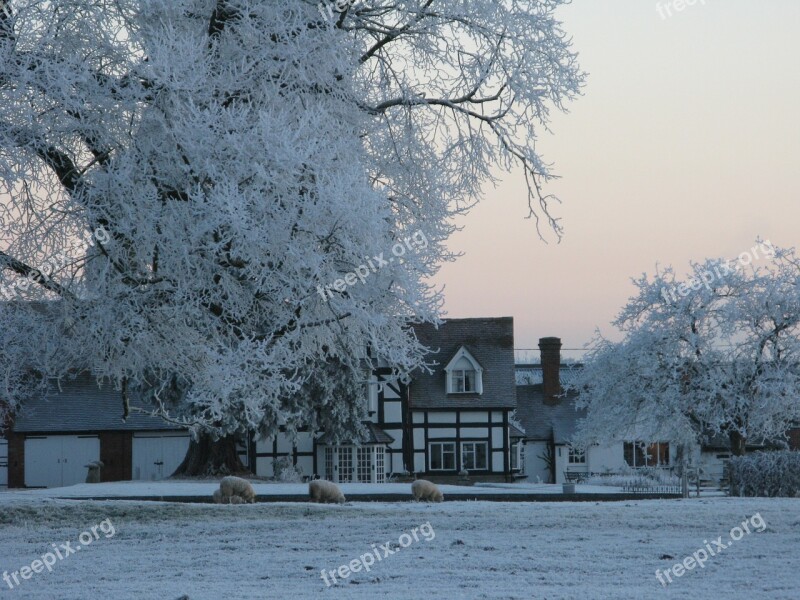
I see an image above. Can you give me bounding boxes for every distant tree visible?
[0,0,584,474]
[572,241,800,457]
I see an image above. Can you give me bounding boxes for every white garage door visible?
[132,433,190,481]
[0,439,8,487]
[24,436,100,488]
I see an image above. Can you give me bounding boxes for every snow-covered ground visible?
[0,492,797,599]
[8,480,630,499]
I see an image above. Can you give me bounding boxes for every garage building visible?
[4,372,191,488]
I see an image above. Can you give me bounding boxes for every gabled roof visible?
[12,372,184,433]
[317,422,394,445]
[409,317,516,409]
[443,346,483,372]
[515,385,585,444]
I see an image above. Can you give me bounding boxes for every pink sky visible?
[434,0,800,360]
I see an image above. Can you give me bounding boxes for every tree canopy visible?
[0,0,584,437]
[572,241,800,455]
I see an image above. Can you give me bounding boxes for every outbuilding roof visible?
[12,372,184,433]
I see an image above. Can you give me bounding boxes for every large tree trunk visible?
[729,431,747,457]
[172,432,250,477]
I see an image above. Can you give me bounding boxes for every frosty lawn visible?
[0,495,797,599]
[10,480,646,500]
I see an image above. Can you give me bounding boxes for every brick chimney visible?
[539,337,562,405]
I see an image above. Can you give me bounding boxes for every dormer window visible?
[451,361,476,393]
[444,347,483,394]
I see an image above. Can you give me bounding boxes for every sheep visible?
[309,479,346,503]
[212,488,223,504]
[219,476,257,503]
[411,479,443,502]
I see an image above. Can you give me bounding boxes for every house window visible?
[445,349,483,394]
[375,446,385,484]
[461,441,488,470]
[429,442,456,471]
[451,369,476,393]
[325,445,355,482]
[324,447,334,480]
[511,441,523,471]
[624,442,670,467]
[357,446,371,483]
[338,446,353,482]
[568,446,586,464]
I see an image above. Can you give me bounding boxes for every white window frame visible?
[568,446,586,464]
[511,441,523,471]
[444,347,483,394]
[450,369,476,393]
[429,441,456,471]
[461,441,488,471]
[356,446,371,483]
[375,446,385,484]
[624,441,670,468]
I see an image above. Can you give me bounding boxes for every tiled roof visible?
[317,422,394,445]
[515,364,583,386]
[12,372,185,433]
[515,385,585,444]
[408,317,516,409]
[508,422,526,438]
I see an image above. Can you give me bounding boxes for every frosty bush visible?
[273,457,303,483]
[586,467,680,488]
[728,451,800,497]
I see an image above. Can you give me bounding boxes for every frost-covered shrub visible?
[274,457,303,483]
[728,451,800,497]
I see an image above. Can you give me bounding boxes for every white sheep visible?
[309,479,346,503]
[219,476,257,503]
[411,479,443,502]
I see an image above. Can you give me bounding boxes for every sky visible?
[434,0,800,360]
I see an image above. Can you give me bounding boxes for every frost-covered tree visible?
[0,0,584,473]
[572,242,800,457]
